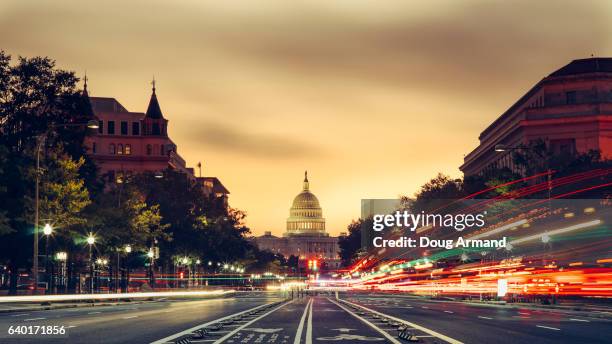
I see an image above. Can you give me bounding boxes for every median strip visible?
[150,300,283,344]
[338,298,464,344]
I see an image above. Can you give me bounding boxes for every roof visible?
[90,97,129,113]
[145,89,164,119]
[477,57,612,141]
[197,177,230,195]
[548,58,612,77]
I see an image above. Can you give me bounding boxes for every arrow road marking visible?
[316,334,385,341]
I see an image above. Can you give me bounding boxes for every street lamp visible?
[32,120,99,293]
[147,248,156,288]
[42,223,53,293]
[86,233,95,293]
[55,251,68,294]
[125,244,132,253]
[43,223,53,236]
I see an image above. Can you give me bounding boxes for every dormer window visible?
[152,123,161,135]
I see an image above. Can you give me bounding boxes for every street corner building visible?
[460,57,612,176]
[252,172,341,269]
[81,80,229,200]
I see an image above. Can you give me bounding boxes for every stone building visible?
[461,57,612,176]
[253,172,340,269]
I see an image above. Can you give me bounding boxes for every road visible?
[0,292,609,343]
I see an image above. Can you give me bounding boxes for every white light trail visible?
[0,290,232,303]
[468,219,528,240]
[508,220,601,246]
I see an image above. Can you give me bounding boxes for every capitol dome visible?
[285,171,327,237]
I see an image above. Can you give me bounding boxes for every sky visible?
[1,0,610,236]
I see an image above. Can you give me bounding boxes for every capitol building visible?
[253,172,341,269]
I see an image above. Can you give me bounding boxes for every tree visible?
[0,51,95,294]
[338,219,363,267]
[40,154,91,231]
[408,173,463,213]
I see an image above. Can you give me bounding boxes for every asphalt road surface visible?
[0,292,609,344]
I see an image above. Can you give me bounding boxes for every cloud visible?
[183,120,326,159]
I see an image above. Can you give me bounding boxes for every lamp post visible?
[123,245,132,292]
[43,224,53,293]
[55,251,67,294]
[86,233,95,293]
[33,120,99,294]
[147,248,155,288]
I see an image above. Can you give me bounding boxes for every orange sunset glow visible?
[2,0,610,236]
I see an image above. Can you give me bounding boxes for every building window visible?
[109,143,116,155]
[121,121,128,135]
[92,142,96,154]
[566,91,577,105]
[160,144,165,156]
[117,144,124,155]
[146,144,152,155]
[98,120,103,134]
[108,170,115,183]
[125,144,131,155]
[152,123,161,135]
[132,122,140,136]
[107,121,115,135]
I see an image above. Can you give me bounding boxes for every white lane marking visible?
[150,301,276,344]
[444,311,454,314]
[306,298,313,344]
[212,300,294,344]
[536,325,560,331]
[478,316,493,320]
[328,298,401,344]
[339,298,463,344]
[569,318,590,322]
[10,313,30,317]
[421,306,429,309]
[122,315,138,319]
[67,325,78,328]
[294,298,312,344]
[24,317,46,321]
[87,311,101,315]
[417,335,435,338]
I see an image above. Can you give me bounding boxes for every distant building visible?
[252,172,340,269]
[197,176,230,205]
[461,58,612,176]
[83,80,230,200]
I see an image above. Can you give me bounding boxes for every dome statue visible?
[285,171,327,237]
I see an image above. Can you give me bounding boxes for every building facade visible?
[460,58,612,176]
[253,172,341,269]
[84,81,229,199]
